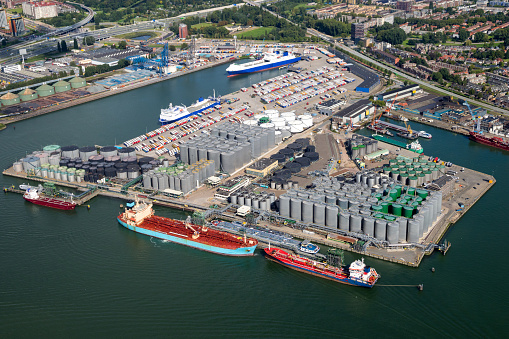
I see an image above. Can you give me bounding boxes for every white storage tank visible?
[243,119,258,126]
[298,115,313,127]
[288,120,305,133]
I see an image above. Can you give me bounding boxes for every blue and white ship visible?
[159,92,220,125]
[226,51,301,77]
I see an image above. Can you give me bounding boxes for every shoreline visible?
[0,58,236,126]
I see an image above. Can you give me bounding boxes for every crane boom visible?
[462,100,480,132]
[371,92,399,126]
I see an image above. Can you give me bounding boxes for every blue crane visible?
[462,100,481,133]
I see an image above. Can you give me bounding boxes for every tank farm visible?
[2,70,495,268]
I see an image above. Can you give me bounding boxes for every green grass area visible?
[0,123,6,131]
[235,26,275,39]
[114,31,159,40]
[7,8,22,14]
[192,22,214,29]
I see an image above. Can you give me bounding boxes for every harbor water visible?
[0,65,507,337]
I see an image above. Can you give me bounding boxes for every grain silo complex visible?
[18,88,38,101]
[0,92,20,106]
[53,80,71,93]
[69,77,86,89]
[36,84,55,97]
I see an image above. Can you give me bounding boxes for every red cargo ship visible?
[23,188,76,210]
[264,247,379,288]
[117,198,258,256]
[469,131,509,152]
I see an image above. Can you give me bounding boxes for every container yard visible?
[1,49,495,268]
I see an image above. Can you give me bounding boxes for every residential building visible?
[22,1,58,20]
[351,22,366,42]
[372,49,400,65]
[179,23,188,39]
[0,0,26,9]
[9,15,24,36]
[396,0,414,11]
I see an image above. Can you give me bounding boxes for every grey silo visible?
[259,131,268,153]
[198,148,208,162]
[152,175,159,191]
[290,198,302,221]
[415,214,425,238]
[260,200,267,211]
[245,196,252,207]
[220,151,235,174]
[169,175,175,190]
[325,195,336,204]
[233,147,243,171]
[174,176,181,191]
[192,170,199,187]
[339,212,350,231]
[362,217,375,237]
[182,175,193,194]
[230,195,238,205]
[375,219,387,241]
[267,128,276,147]
[421,206,431,232]
[313,203,326,225]
[407,220,420,243]
[252,199,260,210]
[428,200,435,224]
[338,198,349,210]
[158,175,167,190]
[398,218,408,242]
[350,214,362,233]
[325,205,339,229]
[237,195,244,206]
[207,150,221,170]
[387,222,399,244]
[240,142,251,163]
[188,146,198,165]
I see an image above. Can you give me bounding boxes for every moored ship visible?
[117,198,258,256]
[264,247,379,288]
[159,95,220,125]
[226,51,301,76]
[23,188,76,210]
[371,134,424,154]
[469,131,509,152]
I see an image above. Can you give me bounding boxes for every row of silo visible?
[0,79,86,106]
[229,191,276,211]
[142,159,215,194]
[382,156,446,187]
[348,134,378,159]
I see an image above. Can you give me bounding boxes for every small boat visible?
[406,140,423,153]
[19,184,41,191]
[299,240,320,254]
[418,131,432,139]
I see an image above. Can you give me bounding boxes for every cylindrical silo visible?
[143,174,151,188]
[362,217,375,236]
[339,211,350,231]
[407,220,420,243]
[387,222,399,244]
[350,214,362,233]
[313,203,326,225]
[152,175,159,191]
[302,201,314,223]
[415,214,424,238]
[375,219,387,241]
[279,196,290,217]
[325,205,339,229]
[290,198,302,221]
[398,218,407,242]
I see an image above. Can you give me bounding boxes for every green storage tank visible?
[391,204,402,216]
[415,196,423,204]
[384,215,396,222]
[19,88,38,101]
[389,189,398,200]
[69,77,86,89]
[417,189,429,199]
[54,80,71,93]
[394,185,402,196]
[404,206,414,218]
[374,193,383,201]
[389,159,397,165]
[374,213,385,219]
[372,205,383,212]
[381,202,389,213]
[408,170,416,176]
[0,92,20,106]
[407,187,416,196]
[36,84,55,97]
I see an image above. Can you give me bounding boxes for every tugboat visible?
[299,240,320,254]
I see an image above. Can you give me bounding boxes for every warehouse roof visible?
[248,158,277,170]
[380,84,420,97]
[317,99,342,108]
[334,99,371,118]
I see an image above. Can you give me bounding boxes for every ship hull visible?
[24,196,76,210]
[159,101,220,125]
[372,134,423,154]
[469,132,509,152]
[117,217,257,256]
[227,57,301,76]
[264,248,376,288]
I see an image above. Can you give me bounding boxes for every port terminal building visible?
[245,158,278,178]
[377,84,421,101]
[316,99,344,116]
[333,99,374,124]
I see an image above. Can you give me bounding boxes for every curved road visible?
[249,1,509,116]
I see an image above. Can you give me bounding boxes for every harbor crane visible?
[371,92,399,127]
[463,100,481,133]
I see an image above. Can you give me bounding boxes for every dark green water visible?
[1,66,506,338]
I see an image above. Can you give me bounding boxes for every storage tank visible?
[338,198,348,210]
[397,218,407,242]
[36,84,55,97]
[100,146,118,157]
[118,147,136,159]
[421,206,431,232]
[79,146,97,161]
[407,220,419,242]
[69,76,86,89]
[375,219,387,241]
[0,92,20,106]
[362,217,375,236]
[290,198,302,221]
[313,203,326,225]
[19,88,38,101]
[61,145,79,159]
[53,80,71,93]
[301,201,313,223]
[279,196,290,217]
[298,115,313,128]
[415,214,424,238]
[350,214,362,233]
[339,211,350,231]
[387,222,399,244]
[325,205,339,229]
